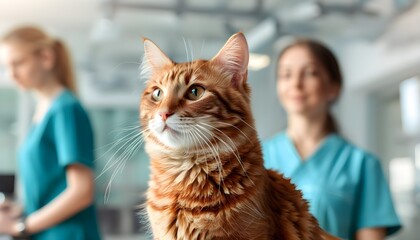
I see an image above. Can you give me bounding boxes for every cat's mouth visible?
[162,124,177,134]
[162,125,170,132]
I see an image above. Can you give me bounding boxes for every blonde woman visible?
[0,26,101,240]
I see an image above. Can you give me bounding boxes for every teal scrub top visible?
[18,90,101,240]
[262,132,401,240]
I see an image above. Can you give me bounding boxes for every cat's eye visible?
[186,85,205,100]
[152,88,163,101]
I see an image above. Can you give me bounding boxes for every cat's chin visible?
[154,130,192,150]
[148,116,213,151]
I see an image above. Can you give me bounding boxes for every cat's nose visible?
[159,111,174,121]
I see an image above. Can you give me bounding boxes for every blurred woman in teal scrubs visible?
[0,26,101,240]
[263,39,401,240]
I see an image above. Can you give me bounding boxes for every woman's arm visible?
[355,227,386,240]
[13,164,95,235]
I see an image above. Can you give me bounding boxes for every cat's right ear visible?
[141,38,173,79]
[210,32,249,88]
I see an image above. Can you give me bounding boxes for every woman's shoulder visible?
[54,89,79,106]
[48,90,92,126]
[262,131,287,146]
[51,90,86,113]
[332,134,381,167]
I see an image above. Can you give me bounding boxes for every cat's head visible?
[140,32,252,150]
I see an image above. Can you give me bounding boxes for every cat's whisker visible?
[180,128,188,155]
[189,126,217,164]
[191,61,207,79]
[242,198,266,221]
[199,123,238,147]
[197,123,254,186]
[104,138,140,202]
[111,124,142,133]
[182,116,253,144]
[214,121,253,143]
[96,128,146,180]
[238,118,257,131]
[116,132,146,175]
[173,116,210,126]
[95,125,144,164]
[191,125,225,193]
[104,160,129,203]
[116,137,144,180]
[198,123,252,179]
[187,127,210,172]
[188,38,194,63]
[194,130,210,160]
[104,132,149,203]
[186,128,199,156]
[197,124,237,154]
[96,133,141,176]
[198,135,223,191]
[197,125,244,169]
[95,123,141,160]
[198,124,248,171]
[188,125,212,153]
[170,120,196,125]
[218,224,231,239]
[140,127,154,138]
[193,115,212,120]
[183,43,192,77]
[181,126,192,156]
[182,37,190,63]
[104,153,127,202]
[96,131,142,177]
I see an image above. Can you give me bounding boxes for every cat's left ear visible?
[141,38,173,79]
[211,32,249,87]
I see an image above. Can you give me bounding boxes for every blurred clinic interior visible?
[1,0,420,239]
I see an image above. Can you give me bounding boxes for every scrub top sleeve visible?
[262,141,271,167]
[262,137,278,169]
[355,155,401,235]
[53,103,95,169]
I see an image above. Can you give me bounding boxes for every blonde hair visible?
[1,26,77,93]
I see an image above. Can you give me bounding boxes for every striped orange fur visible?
[139,33,339,240]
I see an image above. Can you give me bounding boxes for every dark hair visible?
[277,38,342,133]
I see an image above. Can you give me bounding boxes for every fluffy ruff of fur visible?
[144,134,326,240]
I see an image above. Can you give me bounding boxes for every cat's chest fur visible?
[145,150,271,240]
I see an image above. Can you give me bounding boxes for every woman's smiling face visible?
[277,46,339,117]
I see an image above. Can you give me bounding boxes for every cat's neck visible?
[146,136,264,189]
[146,129,261,164]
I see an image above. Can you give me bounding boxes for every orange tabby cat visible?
[139,32,339,240]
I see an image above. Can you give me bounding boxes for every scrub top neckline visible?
[284,132,336,165]
[30,89,68,129]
